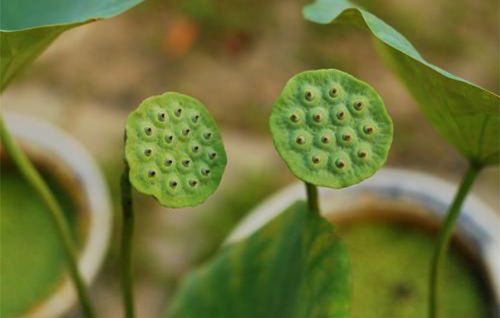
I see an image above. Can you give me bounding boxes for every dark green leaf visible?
[166,201,351,318]
[0,0,143,91]
[303,0,500,166]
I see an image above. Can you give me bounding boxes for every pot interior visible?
[0,155,87,318]
[328,200,495,318]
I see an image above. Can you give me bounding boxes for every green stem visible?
[305,182,320,216]
[120,161,135,318]
[0,114,96,317]
[429,164,481,318]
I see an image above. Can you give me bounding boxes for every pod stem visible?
[120,160,136,318]
[0,114,96,318]
[305,182,320,216]
[429,163,481,318]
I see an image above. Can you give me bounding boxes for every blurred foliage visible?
[166,201,351,318]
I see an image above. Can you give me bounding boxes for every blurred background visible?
[1,0,499,316]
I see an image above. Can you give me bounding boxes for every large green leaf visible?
[166,201,351,318]
[303,0,500,167]
[0,0,143,92]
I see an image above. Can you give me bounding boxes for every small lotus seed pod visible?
[269,69,393,188]
[125,92,227,208]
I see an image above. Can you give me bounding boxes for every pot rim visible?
[225,168,500,304]
[3,113,112,318]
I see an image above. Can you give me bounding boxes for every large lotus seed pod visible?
[125,92,227,208]
[270,69,393,188]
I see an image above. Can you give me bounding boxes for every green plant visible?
[120,92,227,318]
[160,69,393,318]
[0,0,142,316]
[302,1,499,317]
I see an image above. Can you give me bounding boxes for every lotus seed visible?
[165,159,174,166]
[208,152,217,160]
[342,134,352,141]
[192,114,200,123]
[336,159,345,169]
[336,111,345,120]
[175,108,182,117]
[192,145,200,152]
[203,132,212,140]
[312,156,321,164]
[358,151,367,158]
[158,112,167,121]
[170,180,178,188]
[201,168,211,176]
[148,170,156,177]
[313,114,322,122]
[321,136,330,144]
[363,126,374,134]
[144,127,153,136]
[182,128,191,136]
[290,114,299,122]
[144,149,152,156]
[182,159,191,167]
[296,136,306,144]
[189,179,198,187]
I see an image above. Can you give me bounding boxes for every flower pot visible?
[226,168,499,317]
[0,113,112,318]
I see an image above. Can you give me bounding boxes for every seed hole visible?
[203,132,212,140]
[144,148,152,156]
[290,114,299,122]
[158,112,166,121]
[358,151,367,158]
[313,114,322,122]
[312,156,321,164]
[201,168,211,176]
[165,135,174,143]
[329,87,338,97]
[208,152,217,160]
[336,111,345,120]
[192,115,200,123]
[321,136,330,144]
[296,136,306,145]
[192,145,200,152]
[182,159,191,167]
[363,126,374,135]
[182,128,191,136]
[169,180,178,188]
[148,170,156,177]
[165,159,173,166]
[354,101,363,110]
[189,179,198,187]
[305,90,314,101]
[335,159,345,169]
[144,127,153,136]
[175,108,182,117]
[342,134,352,141]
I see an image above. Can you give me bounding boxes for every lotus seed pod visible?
[269,69,393,188]
[125,92,227,208]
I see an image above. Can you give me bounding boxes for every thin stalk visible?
[305,182,320,216]
[429,164,481,318]
[0,114,96,317]
[120,161,135,318]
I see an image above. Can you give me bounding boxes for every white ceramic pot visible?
[2,113,112,318]
[226,168,500,311]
